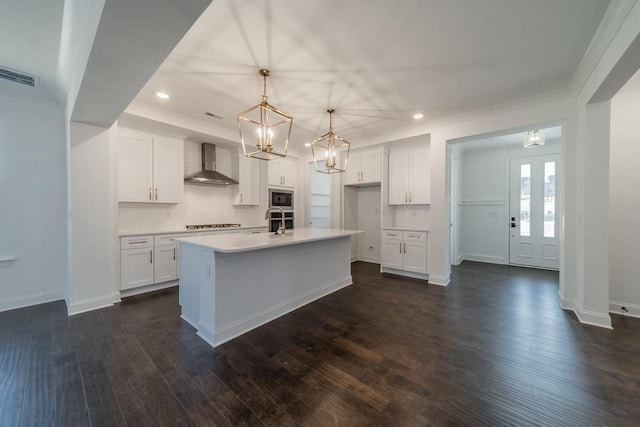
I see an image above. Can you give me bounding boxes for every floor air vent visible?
[0,66,39,88]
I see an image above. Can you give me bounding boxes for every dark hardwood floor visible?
[1,261,639,426]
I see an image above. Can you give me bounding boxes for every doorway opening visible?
[308,161,332,228]
[448,125,562,270]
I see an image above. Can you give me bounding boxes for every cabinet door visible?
[281,159,296,188]
[153,136,184,203]
[234,155,260,205]
[267,161,282,186]
[388,151,409,205]
[119,132,153,202]
[344,155,360,185]
[154,244,178,283]
[403,232,427,274]
[403,241,427,274]
[381,232,403,269]
[359,151,381,184]
[408,149,430,204]
[121,248,154,290]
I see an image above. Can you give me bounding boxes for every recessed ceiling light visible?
[155,92,170,99]
[304,143,311,147]
[413,113,424,120]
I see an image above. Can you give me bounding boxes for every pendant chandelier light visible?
[523,129,545,148]
[310,109,351,174]
[237,69,293,160]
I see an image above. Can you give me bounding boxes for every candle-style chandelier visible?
[237,69,293,160]
[310,109,350,174]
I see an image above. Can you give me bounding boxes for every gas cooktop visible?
[185,224,241,230]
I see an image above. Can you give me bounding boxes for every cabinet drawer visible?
[403,231,427,242]
[155,233,191,246]
[382,230,402,240]
[121,235,153,248]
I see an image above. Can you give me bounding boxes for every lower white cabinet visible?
[120,233,189,291]
[121,235,154,290]
[381,229,428,278]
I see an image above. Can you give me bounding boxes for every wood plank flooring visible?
[1,261,639,426]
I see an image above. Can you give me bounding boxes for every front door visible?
[509,155,559,269]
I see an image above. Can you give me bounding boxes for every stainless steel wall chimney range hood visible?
[184,143,239,186]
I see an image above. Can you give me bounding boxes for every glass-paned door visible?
[509,154,559,269]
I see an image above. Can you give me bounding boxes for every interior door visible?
[509,155,559,269]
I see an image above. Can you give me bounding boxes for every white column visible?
[577,101,612,327]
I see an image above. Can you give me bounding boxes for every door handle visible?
[173,247,176,260]
[155,188,158,200]
[149,187,152,200]
[150,250,153,263]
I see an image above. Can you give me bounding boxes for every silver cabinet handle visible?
[150,250,153,263]
[408,234,421,238]
[404,243,407,253]
[129,240,148,245]
[240,193,243,203]
[399,243,402,253]
[155,188,158,201]
[149,187,152,200]
[173,247,176,260]
[405,192,408,203]
[409,192,412,203]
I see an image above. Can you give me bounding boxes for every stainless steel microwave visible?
[269,189,293,209]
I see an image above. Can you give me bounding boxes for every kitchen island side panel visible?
[181,235,353,347]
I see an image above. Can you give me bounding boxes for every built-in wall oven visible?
[268,189,294,232]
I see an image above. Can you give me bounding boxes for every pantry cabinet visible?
[345,151,382,186]
[388,148,430,205]
[119,130,184,203]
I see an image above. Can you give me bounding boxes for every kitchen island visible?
[177,228,362,348]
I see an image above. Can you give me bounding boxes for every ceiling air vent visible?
[0,66,39,88]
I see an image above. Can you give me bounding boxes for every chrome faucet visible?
[265,206,286,235]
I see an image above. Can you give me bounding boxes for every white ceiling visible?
[132,0,611,147]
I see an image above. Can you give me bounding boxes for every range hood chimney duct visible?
[184,143,239,186]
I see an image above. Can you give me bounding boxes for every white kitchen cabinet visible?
[121,233,189,291]
[119,130,184,203]
[381,229,428,278]
[120,235,154,290]
[388,148,430,205]
[344,151,382,186]
[268,157,296,188]
[232,154,260,206]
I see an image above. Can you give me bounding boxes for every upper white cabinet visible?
[268,157,297,188]
[388,148,430,205]
[232,154,261,206]
[119,129,184,203]
[344,151,382,186]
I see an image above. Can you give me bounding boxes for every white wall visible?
[609,85,640,317]
[456,140,561,265]
[0,92,67,311]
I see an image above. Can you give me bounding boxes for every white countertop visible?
[176,228,363,253]
[118,225,268,237]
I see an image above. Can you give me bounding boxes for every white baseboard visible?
[461,253,507,265]
[66,294,114,316]
[197,276,353,348]
[557,292,613,329]
[0,289,65,313]
[355,255,380,264]
[609,301,640,319]
[428,273,450,286]
[381,266,429,282]
[119,281,178,299]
